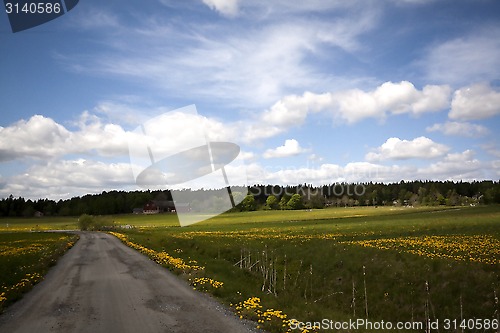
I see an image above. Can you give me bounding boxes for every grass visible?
[0,232,78,312]
[109,205,460,228]
[2,205,499,331]
[0,216,79,232]
[112,205,500,332]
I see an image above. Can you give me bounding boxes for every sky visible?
[0,0,500,200]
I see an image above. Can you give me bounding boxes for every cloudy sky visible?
[1,0,500,200]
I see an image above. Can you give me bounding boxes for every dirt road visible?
[0,232,258,333]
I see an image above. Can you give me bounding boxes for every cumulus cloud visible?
[366,137,449,161]
[1,152,492,199]
[263,139,309,159]
[262,81,451,127]
[418,150,484,181]
[0,114,132,162]
[0,115,72,161]
[426,121,489,137]
[202,0,239,17]
[246,161,416,186]
[261,91,335,127]
[449,83,500,120]
[0,108,247,163]
[245,162,343,185]
[247,152,490,187]
[0,159,135,200]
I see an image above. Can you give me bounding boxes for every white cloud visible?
[449,83,500,120]
[0,159,135,200]
[418,150,484,181]
[482,143,500,159]
[0,115,72,161]
[426,121,489,137]
[343,162,415,183]
[366,137,449,161]
[246,161,415,186]
[69,7,121,30]
[68,5,378,110]
[308,154,324,163]
[262,81,451,127]
[423,27,500,85]
[241,0,363,16]
[76,112,131,157]
[202,0,239,17]
[263,139,308,159]
[492,160,500,178]
[0,113,133,161]
[92,99,172,126]
[0,107,250,163]
[246,162,343,185]
[261,92,332,127]
[240,123,283,142]
[335,81,451,122]
[247,152,491,187]
[1,152,493,200]
[239,151,256,161]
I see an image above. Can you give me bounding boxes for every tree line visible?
[0,180,499,217]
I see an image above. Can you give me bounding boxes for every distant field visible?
[0,205,470,231]
[111,205,463,227]
[0,216,79,231]
[114,205,500,332]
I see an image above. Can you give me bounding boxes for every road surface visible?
[0,232,259,333]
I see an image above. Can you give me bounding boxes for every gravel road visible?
[0,232,259,333]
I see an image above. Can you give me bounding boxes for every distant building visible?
[152,200,175,213]
[143,201,160,214]
[135,200,191,214]
[34,211,43,218]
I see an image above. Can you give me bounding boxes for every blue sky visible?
[1,0,500,199]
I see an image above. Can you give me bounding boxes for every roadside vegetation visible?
[113,205,500,332]
[0,232,78,312]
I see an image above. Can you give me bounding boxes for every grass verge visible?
[0,232,78,312]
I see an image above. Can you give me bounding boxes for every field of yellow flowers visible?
[343,234,500,265]
[116,205,500,333]
[0,232,77,312]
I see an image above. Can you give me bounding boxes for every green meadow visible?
[1,205,499,332]
[114,205,500,332]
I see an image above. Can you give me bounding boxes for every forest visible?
[0,180,499,217]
